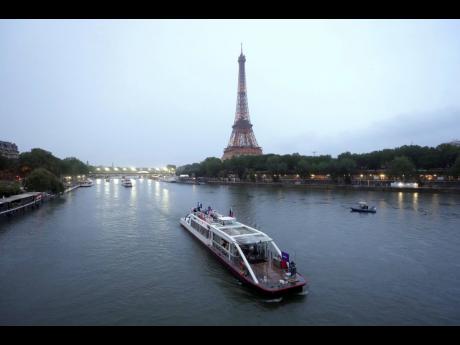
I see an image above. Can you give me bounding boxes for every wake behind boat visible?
[180,204,307,297]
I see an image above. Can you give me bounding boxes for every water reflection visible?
[113,179,118,199]
[398,192,404,209]
[228,187,256,225]
[161,187,170,210]
[104,179,111,197]
[2,182,460,325]
[154,181,160,198]
[130,180,137,201]
[413,192,418,210]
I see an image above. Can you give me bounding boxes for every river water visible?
[1,178,460,325]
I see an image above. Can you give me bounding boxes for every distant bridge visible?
[88,172,174,178]
[89,166,175,177]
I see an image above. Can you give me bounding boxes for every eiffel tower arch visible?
[222,46,263,160]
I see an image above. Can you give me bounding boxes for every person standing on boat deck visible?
[290,261,297,276]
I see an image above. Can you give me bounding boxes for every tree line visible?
[0,148,90,195]
[176,144,460,181]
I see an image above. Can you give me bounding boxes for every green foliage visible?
[176,144,460,180]
[387,156,416,180]
[19,148,62,177]
[266,156,288,175]
[60,157,89,176]
[24,168,64,194]
[334,158,357,176]
[295,158,312,176]
[0,156,18,171]
[200,157,222,177]
[0,180,21,197]
[450,155,460,177]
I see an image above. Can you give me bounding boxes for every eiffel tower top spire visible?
[235,44,248,123]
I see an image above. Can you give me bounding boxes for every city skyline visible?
[1,19,460,166]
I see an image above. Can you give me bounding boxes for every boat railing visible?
[234,243,259,284]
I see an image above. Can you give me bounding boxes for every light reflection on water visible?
[0,182,459,325]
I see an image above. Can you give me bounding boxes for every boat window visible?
[191,218,210,238]
[239,241,273,264]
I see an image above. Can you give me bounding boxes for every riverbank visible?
[0,183,82,219]
[64,184,80,193]
[203,180,460,194]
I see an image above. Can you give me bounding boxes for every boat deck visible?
[250,260,290,286]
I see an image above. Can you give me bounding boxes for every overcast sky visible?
[1,19,460,167]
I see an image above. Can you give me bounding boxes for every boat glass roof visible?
[235,233,272,245]
[219,226,256,236]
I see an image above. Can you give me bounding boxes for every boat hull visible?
[350,207,376,213]
[180,218,306,297]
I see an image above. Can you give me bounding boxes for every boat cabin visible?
[358,201,369,210]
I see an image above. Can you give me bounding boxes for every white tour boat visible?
[180,205,307,296]
[160,176,177,183]
[80,179,93,187]
[121,178,133,187]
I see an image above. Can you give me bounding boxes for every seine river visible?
[1,179,460,325]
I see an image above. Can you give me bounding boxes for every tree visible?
[295,158,311,177]
[61,157,89,176]
[200,157,222,177]
[0,181,21,197]
[387,156,416,180]
[437,144,460,168]
[19,148,62,177]
[450,155,460,177]
[266,156,288,175]
[24,168,64,194]
[330,158,357,183]
[0,156,17,171]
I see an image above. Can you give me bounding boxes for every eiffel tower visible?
[222,45,263,160]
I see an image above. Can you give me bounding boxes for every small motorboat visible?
[351,201,376,213]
